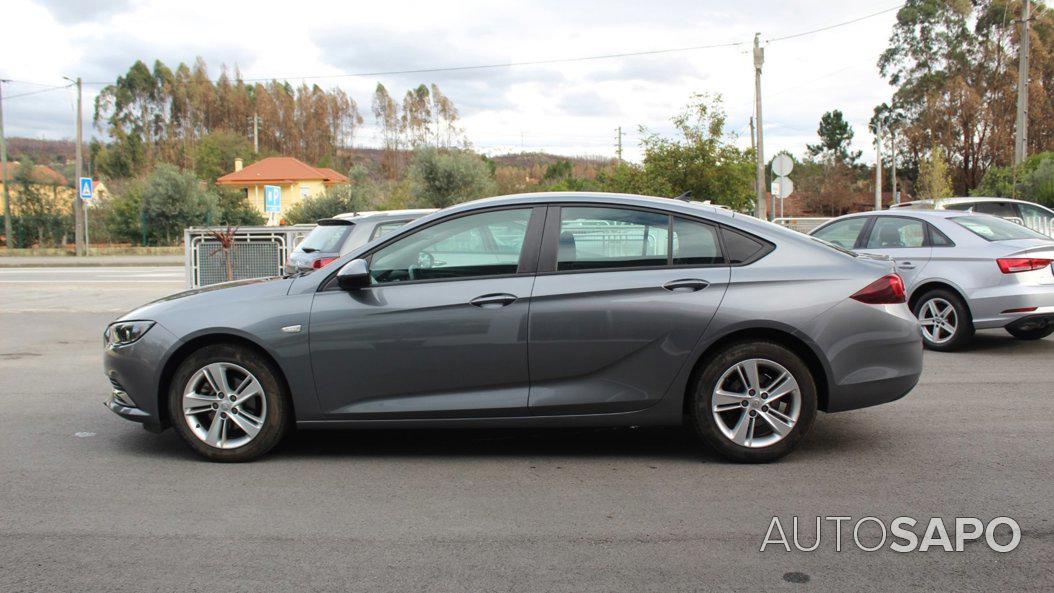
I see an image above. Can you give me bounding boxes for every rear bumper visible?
[808,300,924,413]
[970,284,1054,329]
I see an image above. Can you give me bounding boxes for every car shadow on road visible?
[112,410,887,464]
[950,330,1054,354]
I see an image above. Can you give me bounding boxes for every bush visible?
[284,183,382,225]
[408,147,497,208]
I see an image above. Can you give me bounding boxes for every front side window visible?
[866,217,926,249]
[369,209,532,283]
[557,207,669,271]
[952,215,1049,241]
[812,218,867,249]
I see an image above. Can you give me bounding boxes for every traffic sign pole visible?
[79,177,93,255]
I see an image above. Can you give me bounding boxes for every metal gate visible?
[184,226,313,288]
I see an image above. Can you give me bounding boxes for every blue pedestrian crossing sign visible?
[79,177,94,201]
[264,185,281,213]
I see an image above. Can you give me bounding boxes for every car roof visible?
[329,209,436,222]
[826,209,968,221]
[893,197,1041,208]
[447,191,738,219]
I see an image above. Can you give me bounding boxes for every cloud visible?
[3,0,902,162]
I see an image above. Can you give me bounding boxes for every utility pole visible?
[753,33,767,221]
[1014,0,1031,166]
[65,76,85,256]
[889,127,898,204]
[615,126,623,163]
[0,80,12,252]
[874,121,883,211]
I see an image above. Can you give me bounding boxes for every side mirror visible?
[336,259,371,290]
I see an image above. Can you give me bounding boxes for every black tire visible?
[912,289,974,352]
[1006,324,1054,341]
[167,343,291,462]
[687,341,818,463]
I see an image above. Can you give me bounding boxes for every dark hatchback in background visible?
[285,209,435,274]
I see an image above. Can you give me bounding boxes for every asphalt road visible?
[1,267,1051,592]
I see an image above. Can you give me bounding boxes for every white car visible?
[285,209,436,274]
[890,197,1054,237]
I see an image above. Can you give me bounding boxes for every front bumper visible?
[103,321,181,429]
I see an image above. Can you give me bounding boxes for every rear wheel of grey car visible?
[913,289,973,351]
[168,344,290,462]
[688,342,817,463]
[1006,325,1054,341]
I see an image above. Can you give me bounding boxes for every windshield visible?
[298,223,352,252]
[950,215,1048,241]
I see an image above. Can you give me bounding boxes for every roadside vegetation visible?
[5,0,1054,248]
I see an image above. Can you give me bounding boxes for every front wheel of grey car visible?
[688,341,818,463]
[168,343,291,462]
[913,289,974,352]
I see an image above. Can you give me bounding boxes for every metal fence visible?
[183,226,313,288]
[773,217,832,234]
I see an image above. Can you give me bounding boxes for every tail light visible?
[312,257,338,269]
[996,257,1053,273]
[850,273,906,305]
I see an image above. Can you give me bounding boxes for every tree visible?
[194,131,253,183]
[139,164,216,244]
[401,84,432,148]
[806,110,861,165]
[916,146,954,202]
[373,84,401,178]
[630,94,754,210]
[876,0,1049,193]
[408,147,497,208]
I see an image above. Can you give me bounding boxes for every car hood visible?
[118,276,293,322]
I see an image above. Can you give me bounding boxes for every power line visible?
[767,4,904,43]
[82,40,746,85]
[3,85,73,100]
[68,5,907,88]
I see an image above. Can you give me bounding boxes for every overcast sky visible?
[1,0,901,163]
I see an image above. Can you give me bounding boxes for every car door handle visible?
[662,279,709,293]
[897,262,917,270]
[469,293,518,308]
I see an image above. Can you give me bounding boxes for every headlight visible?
[104,321,155,348]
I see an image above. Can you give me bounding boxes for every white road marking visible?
[74,432,96,438]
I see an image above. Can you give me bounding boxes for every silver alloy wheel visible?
[917,297,957,345]
[182,362,267,450]
[711,358,802,448]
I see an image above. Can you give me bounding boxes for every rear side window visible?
[721,227,767,264]
[557,207,669,271]
[951,215,1049,241]
[672,218,724,265]
[812,218,866,249]
[370,220,410,240]
[865,217,926,248]
[298,224,352,252]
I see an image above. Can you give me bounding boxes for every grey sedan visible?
[104,193,922,463]
[812,210,1054,350]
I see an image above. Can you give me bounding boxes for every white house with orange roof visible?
[216,157,349,224]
